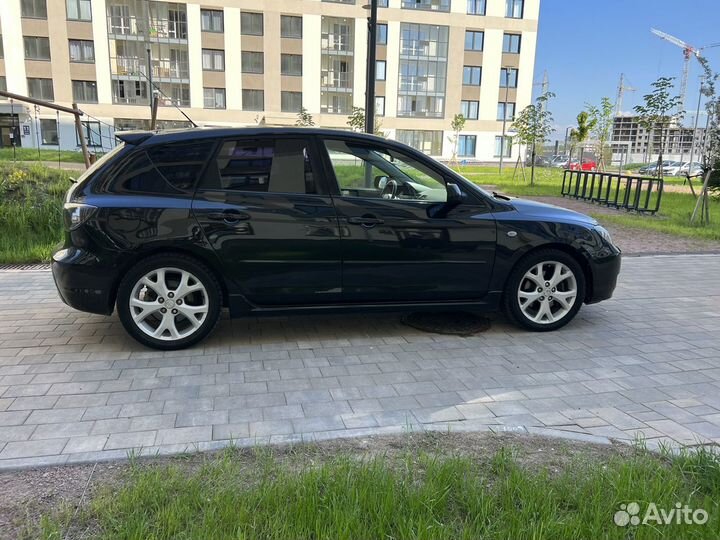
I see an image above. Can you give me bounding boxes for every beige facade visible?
[0,0,539,161]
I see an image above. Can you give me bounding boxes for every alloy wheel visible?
[517,261,578,324]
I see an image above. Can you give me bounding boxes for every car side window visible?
[324,139,447,203]
[201,138,318,194]
[109,141,214,195]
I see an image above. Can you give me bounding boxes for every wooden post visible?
[73,102,91,169]
[150,93,159,130]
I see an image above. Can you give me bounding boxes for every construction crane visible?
[650,28,720,113]
[616,73,636,115]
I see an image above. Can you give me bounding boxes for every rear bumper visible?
[52,247,117,315]
[586,249,621,304]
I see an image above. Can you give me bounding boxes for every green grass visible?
[454,165,720,242]
[0,148,88,163]
[0,163,69,263]
[31,444,720,540]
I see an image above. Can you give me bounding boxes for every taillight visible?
[64,203,97,231]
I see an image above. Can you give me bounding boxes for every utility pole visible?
[686,78,704,181]
[499,67,511,173]
[147,47,154,117]
[364,0,378,135]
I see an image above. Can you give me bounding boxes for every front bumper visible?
[52,247,117,315]
[585,248,621,304]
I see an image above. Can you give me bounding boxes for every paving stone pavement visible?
[1,254,719,469]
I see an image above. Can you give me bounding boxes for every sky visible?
[534,0,720,141]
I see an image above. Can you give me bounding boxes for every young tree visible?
[295,107,315,127]
[447,113,466,167]
[511,91,555,185]
[346,107,383,136]
[586,97,615,171]
[569,111,596,167]
[691,57,719,224]
[633,77,683,177]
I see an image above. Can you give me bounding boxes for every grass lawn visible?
[0,148,88,163]
[26,436,720,540]
[0,163,69,264]
[454,165,720,242]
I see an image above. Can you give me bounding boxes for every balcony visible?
[111,57,189,80]
[321,34,353,54]
[321,71,352,91]
[107,15,187,41]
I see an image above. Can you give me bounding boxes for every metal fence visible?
[561,170,664,215]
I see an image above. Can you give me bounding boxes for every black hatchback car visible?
[53,128,621,350]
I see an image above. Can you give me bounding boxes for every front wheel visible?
[504,250,586,332]
[117,254,222,350]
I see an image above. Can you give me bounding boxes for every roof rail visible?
[115,131,153,145]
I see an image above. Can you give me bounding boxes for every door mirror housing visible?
[446,182,465,205]
[374,175,389,189]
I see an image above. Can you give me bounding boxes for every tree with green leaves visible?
[295,107,315,127]
[633,77,683,177]
[511,91,555,185]
[691,57,719,224]
[448,113,466,167]
[569,111,596,168]
[586,97,615,171]
[346,107,383,136]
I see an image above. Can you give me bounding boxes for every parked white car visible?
[679,161,704,177]
[661,161,683,176]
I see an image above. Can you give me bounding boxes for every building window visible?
[67,0,91,21]
[242,89,264,111]
[281,54,302,76]
[463,66,481,86]
[201,9,223,32]
[21,0,47,19]
[401,0,450,12]
[202,49,225,71]
[495,135,512,157]
[72,80,98,103]
[28,78,54,100]
[467,0,486,15]
[0,77,7,97]
[281,91,302,113]
[241,12,263,36]
[465,30,484,51]
[458,135,476,157]
[376,96,385,116]
[40,118,58,145]
[24,37,51,61]
[376,60,386,81]
[506,0,524,18]
[503,33,522,53]
[281,15,302,38]
[77,121,101,147]
[397,23,448,118]
[112,80,148,105]
[204,87,226,109]
[377,23,388,45]
[241,51,263,74]
[460,100,479,120]
[69,39,94,63]
[378,0,388,5]
[500,68,518,88]
[321,16,355,114]
[396,130,443,155]
[497,102,516,121]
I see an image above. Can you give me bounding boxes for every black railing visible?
[561,170,664,215]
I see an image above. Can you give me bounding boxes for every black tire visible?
[504,249,586,332]
[117,254,222,350]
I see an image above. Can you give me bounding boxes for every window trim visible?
[464,30,484,52]
[68,39,95,63]
[201,48,225,72]
[200,9,224,33]
[280,15,303,39]
[24,36,51,61]
[66,0,92,21]
[21,0,48,19]
[240,11,264,36]
[462,65,482,86]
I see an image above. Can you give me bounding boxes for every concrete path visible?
[1,255,719,469]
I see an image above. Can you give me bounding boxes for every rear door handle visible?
[348,216,385,227]
[207,210,250,224]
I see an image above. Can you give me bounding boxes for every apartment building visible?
[0,0,540,162]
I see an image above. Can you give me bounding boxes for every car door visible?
[192,136,341,306]
[321,137,496,303]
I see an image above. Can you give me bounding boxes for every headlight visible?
[594,225,613,245]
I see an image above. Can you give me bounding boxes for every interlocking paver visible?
[1,255,720,467]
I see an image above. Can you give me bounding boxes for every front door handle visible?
[207,210,250,224]
[348,215,385,228]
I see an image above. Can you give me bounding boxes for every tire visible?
[117,254,222,350]
[504,249,586,332]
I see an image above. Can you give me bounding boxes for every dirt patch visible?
[1,431,634,539]
[529,196,720,256]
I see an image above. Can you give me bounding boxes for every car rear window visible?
[107,141,215,195]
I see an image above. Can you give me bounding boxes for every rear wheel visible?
[504,249,586,332]
[117,255,221,350]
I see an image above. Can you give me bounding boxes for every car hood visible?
[507,197,598,226]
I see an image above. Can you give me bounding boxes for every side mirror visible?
[374,175,389,189]
[446,182,464,205]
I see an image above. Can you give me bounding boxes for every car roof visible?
[115,127,390,147]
